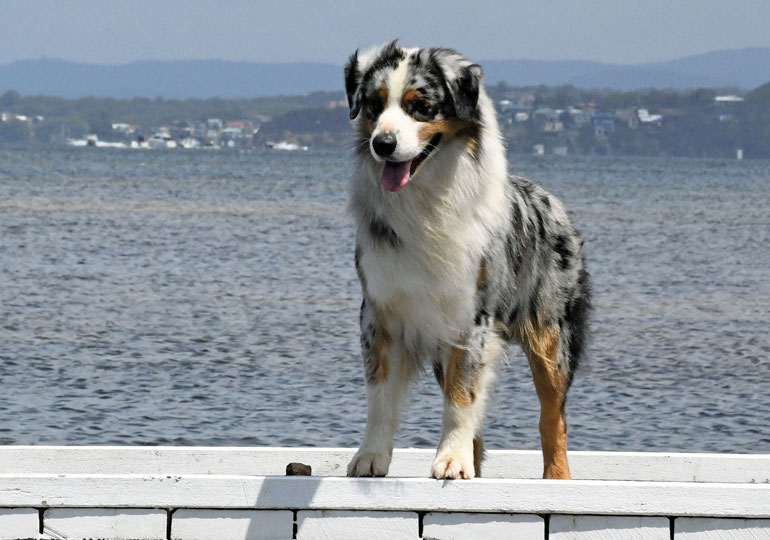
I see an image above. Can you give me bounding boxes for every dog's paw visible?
[347,450,391,477]
[431,451,475,480]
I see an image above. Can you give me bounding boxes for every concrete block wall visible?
[549,515,670,539]
[422,513,544,540]
[675,518,770,539]
[0,509,39,540]
[0,509,767,539]
[43,508,168,539]
[295,511,418,540]
[171,510,294,540]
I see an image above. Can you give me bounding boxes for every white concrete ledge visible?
[1,446,769,483]
[1,447,770,540]
[1,474,769,517]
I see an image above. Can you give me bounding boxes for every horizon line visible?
[2,45,769,69]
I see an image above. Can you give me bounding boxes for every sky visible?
[2,0,770,66]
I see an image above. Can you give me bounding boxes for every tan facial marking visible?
[401,88,420,109]
[459,124,481,158]
[417,117,477,145]
[378,86,389,106]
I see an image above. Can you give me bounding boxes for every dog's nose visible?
[372,132,397,158]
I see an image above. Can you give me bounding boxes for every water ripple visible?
[0,148,768,452]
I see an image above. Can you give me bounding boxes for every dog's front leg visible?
[347,301,408,477]
[432,332,500,480]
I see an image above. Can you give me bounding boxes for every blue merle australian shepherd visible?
[344,41,591,480]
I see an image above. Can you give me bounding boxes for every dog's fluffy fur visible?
[345,41,591,480]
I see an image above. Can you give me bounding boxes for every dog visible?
[344,41,590,480]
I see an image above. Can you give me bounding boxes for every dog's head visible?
[345,41,484,192]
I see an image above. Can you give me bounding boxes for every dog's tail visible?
[564,263,592,388]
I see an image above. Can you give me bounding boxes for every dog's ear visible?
[449,63,483,122]
[344,50,363,120]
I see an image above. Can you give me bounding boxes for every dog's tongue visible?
[381,160,412,192]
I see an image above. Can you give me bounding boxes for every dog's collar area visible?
[410,133,443,175]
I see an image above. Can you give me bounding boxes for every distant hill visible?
[2,48,769,98]
[483,48,770,89]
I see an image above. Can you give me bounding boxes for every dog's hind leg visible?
[347,300,409,477]
[472,433,485,478]
[518,320,572,480]
[431,328,501,479]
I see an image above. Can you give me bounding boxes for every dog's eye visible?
[411,100,432,121]
[366,98,384,121]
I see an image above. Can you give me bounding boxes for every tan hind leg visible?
[518,321,572,480]
[473,435,485,478]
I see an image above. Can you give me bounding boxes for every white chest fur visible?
[359,224,479,344]
[355,155,507,346]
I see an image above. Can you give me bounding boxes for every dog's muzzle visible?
[372,131,397,159]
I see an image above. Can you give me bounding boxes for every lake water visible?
[1,147,768,453]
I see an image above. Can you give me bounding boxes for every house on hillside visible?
[568,107,591,128]
[592,112,616,136]
[498,99,514,112]
[221,121,246,147]
[533,108,563,133]
[714,95,744,122]
[615,109,639,129]
[638,109,663,127]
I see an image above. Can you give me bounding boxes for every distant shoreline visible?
[2,80,769,158]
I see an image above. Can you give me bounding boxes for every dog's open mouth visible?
[381,133,442,193]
